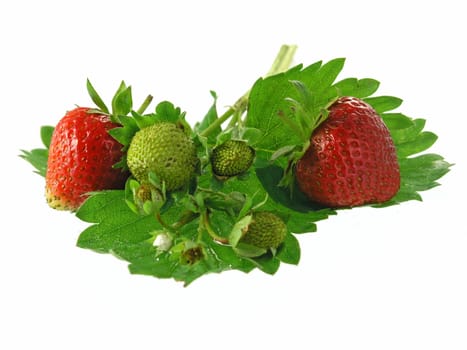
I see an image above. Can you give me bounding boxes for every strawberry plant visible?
[21,45,452,285]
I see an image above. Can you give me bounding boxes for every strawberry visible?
[295,96,400,207]
[126,122,198,192]
[240,211,287,250]
[45,107,128,210]
[210,140,255,178]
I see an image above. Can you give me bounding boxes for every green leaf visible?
[399,154,451,188]
[76,190,219,286]
[75,190,253,285]
[364,95,403,113]
[128,228,237,286]
[373,110,452,206]
[396,132,438,158]
[245,60,345,154]
[25,51,450,286]
[76,191,159,253]
[307,58,345,92]
[255,165,336,231]
[240,127,263,146]
[40,126,54,148]
[334,78,380,98]
[245,66,303,152]
[210,163,335,235]
[381,113,414,130]
[389,118,426,144]
[207,241,255,273]
[276,233,300,265]
[128,253,177,279]
[250,254,281,274]
[86,79,109,113]
[208,209,237,239]
[382,152,452,208]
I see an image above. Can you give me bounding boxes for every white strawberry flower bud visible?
[153,232,173,251]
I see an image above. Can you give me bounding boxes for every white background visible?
[1,0,466,349]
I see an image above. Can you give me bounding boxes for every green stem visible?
[136,94,154,114]
[199,106,235,139]
[200,44,297,138]
[265,44,298,77]
[172,210,198,230]
[155,211,174,233]
[202,211,229,244]
[227,108,243,129]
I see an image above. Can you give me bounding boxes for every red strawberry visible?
[45,107,128,210]
[295,96,400,207]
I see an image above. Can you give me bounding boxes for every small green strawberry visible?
[210,140,255,178]
[240,211,287,249]
[126,122,198,191]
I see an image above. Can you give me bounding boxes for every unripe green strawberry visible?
[211,140,255,177]
[127,122,198,191]
[240,212,287,249]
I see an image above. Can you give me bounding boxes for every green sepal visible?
[19,149,49,177]
[108,115,139,147]
[233,242,267,258]
[86,79,109,113]
[19,125,54,177]
[228,215,252,247]
[127,101,190,135]
[40,125,54,148]
[111,81,133,118]
[130,110,159,130]
[155,101,186,124]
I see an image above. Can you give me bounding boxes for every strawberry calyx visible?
[85,79,158,171]
[86,79,153,123]
[109,101,192,153]
[272,81,339,188]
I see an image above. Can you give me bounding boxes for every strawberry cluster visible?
[21,45,450,284]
